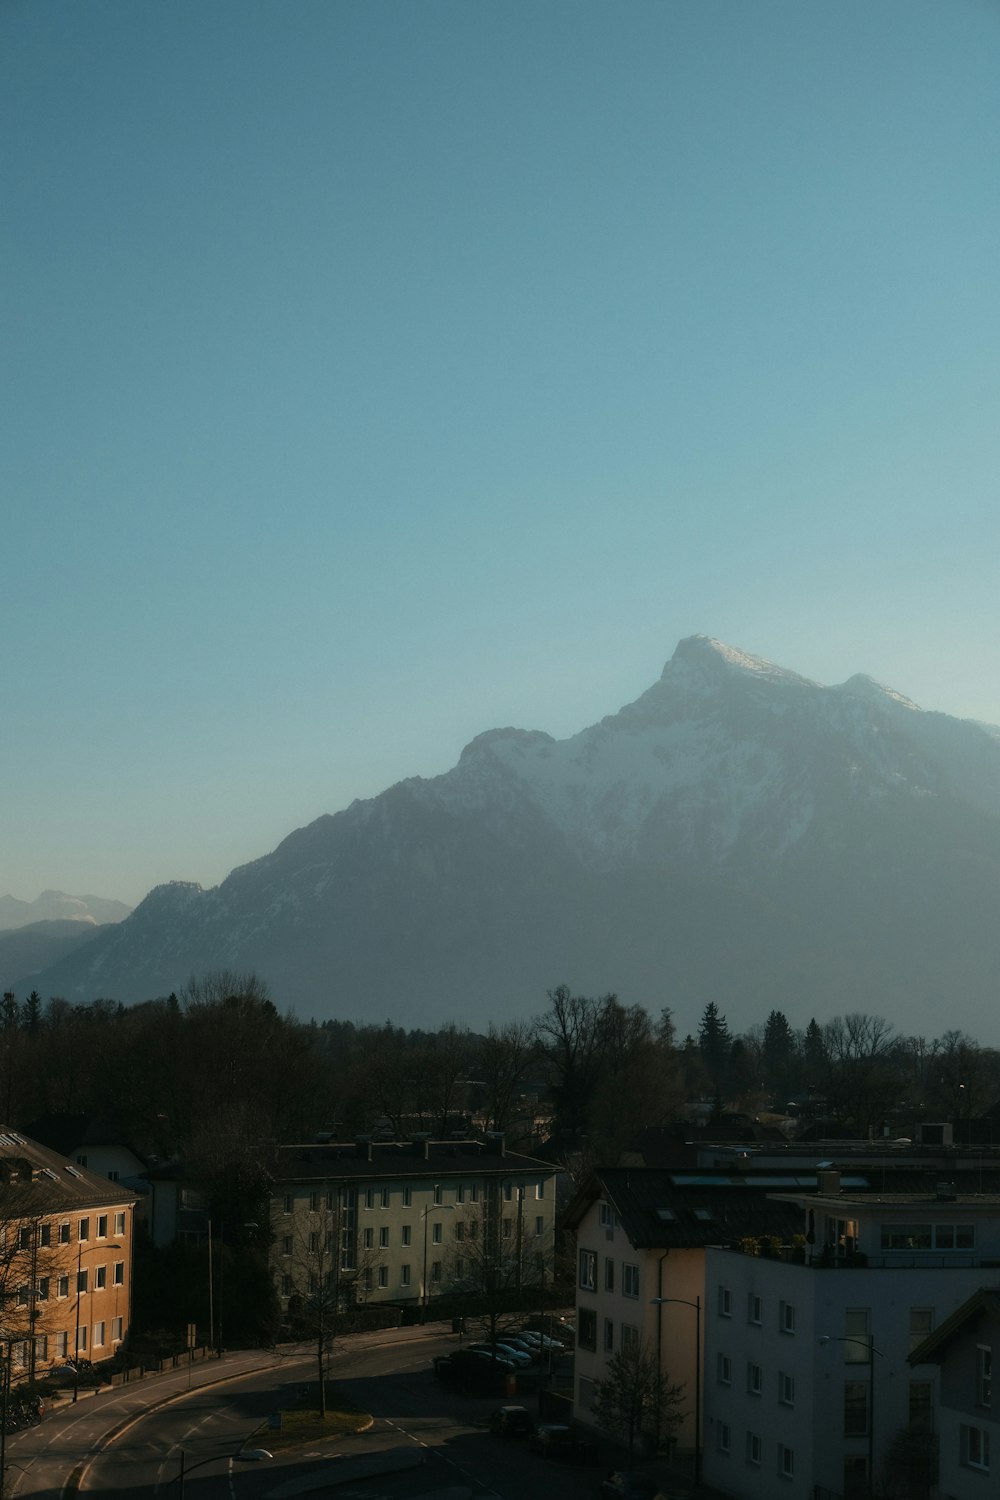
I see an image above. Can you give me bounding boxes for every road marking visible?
[379,1418,504,1499]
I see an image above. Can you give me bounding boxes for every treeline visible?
[0,976,996,1174]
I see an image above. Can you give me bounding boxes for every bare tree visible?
[592,1340,685,1459]
[475,1021,537,1135]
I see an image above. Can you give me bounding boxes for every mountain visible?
[14,636,1000,1036]
[0,920,109,985]
[0,891,132,932]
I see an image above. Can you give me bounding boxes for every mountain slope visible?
[16,637,1000,1035]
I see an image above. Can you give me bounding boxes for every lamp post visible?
[174,1425,272,1499]
[420,1204,454,1324]
[73,1240,121,1403]
[651,1295,701,1486]
[820,1332,884,1498]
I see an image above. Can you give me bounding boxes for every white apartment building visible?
[702,1174,1000,1500]
[267,1135,557,1319]
[910,1286,1000,1499]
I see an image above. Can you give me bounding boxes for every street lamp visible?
[820,1333,884,1498]
[73,1241,122,1403]
[420,1204,455,1323]
[173,1425,272,1498]
[651,1295,701,1486]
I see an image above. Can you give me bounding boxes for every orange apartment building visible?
[0,1130,138,1383]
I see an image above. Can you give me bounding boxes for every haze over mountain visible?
[15,637,1000,1037]
[0,891,132,932]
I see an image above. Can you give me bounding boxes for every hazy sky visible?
[4,0,999,908]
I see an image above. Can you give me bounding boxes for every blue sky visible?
[4,0,999,907]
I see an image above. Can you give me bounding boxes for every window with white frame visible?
[718,1285,732,1317]
[58,1275,69,1298]
[748,1293,762,1325]
[95,1265,107,1289]
[379,1186,389,1208]
[978,1346,992,1407]
[716,1423,731,1454]
[844,1382,869,1436]
[401,1225,411,1247]
[881,1222,975,1251]
[402,1186,412,1207]
[282,1195,293,1214]
[59,1222,70,1244]
[780,1300,795,1334]
[378,1265,389,1288]
[961,1424,990,1471]
[745,1432,761,1466]
[747,1361,763,1396]
[844,1307,870,1362]
[309,1191,320,1212]
[535,1215,544,1238]
[778,1444,794,1480]
[456,1184,465,1203]
[93,1321,105,1348]
[362,1267,372,1292]
[112,1317,123,1342]
[779,1372,795,1406]
[579,1249,597,1292]
[115,1210,126,1235]
[503,1183,513,1202]
[362,1227,374,1250]
[431,1261,442,1283]
[717,1353,732,1385]
[113,1261,124,1286]
[621,1324,639,1351]
[535,1181,545,1199]
[622,1263,640,1298]
[599,1201,617,1229]
[282,1235,292,1255]
[55,1331,68,1359]
[379,1226,390,1248]
[364,1188,375,1210]
[434,1184,443,1205]
[78,1218,89,1241]
[432,1222,443,1244]
[909,1307,933,1354]
[401,1264,411,1286]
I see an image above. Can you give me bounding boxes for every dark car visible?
[433,1349,515,1392]
[528,1423,599,1464]
[488,1404,535,1438]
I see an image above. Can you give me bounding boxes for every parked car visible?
[433,1349,515,1386]
[468,1342,532,1368]
[601,1471,661,1499]
[488,1404,535,1438]
[528,1423,599,1464]
[517,1329,565,1354]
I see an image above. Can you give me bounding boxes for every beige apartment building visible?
[266,1135,558,1319]
[0,1130,138,1382]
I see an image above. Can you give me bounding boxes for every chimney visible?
[412,1132,432,1160]
[356,1136,373,1162]
[817,1167,841,1196]
[485,1131,506,1158]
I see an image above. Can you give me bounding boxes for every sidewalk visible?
[3,1323,453,1499]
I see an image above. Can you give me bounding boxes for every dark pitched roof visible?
[565,1167,807,1249]
[909,1287,1000,1365]
[266,1138,555,1185]
[0,1129,140,1213]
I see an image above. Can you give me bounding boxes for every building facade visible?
[0,1130,138,1382]
[266,1136,558,1320]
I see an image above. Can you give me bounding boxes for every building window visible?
[378,1266,389,1288]
[780,1300,795,1334]
[718,1286,732,1318]
[716,1423,731,1454]
[503,1183,513,1202]
[59,1222,70,1244]
[454,1258,465,1279]
[401,1225,411,1247]
[58,1276,69,1298]
[747,1362,763,1396]
[361,1268,372,1292]
[379,1186,389,1208]
[535,1181,545,1200]
[909,1307,933,1354]
[379,1227,390,1249]
[623,1264,640,1298]
[778,1445,794,1480]
[40,1225,50,1248]
[578,1308,597,1351]
[745,1432,761,1466]
[717,1354,732,1385]
[748,1293,762,1325]
[844,1308,870,1362]
[621,1324,639,1351]
[470,1183,479,1203]
[282,1194,293,1214]
[599,1201,617,1229]
[881,1222,975,1252]
[605,1258,615,1292]
[978,1346,992,1407]
[362,1227,374,1250]
[112,1317,123,1342]
[309,1191,319,1212]
[93,1321,105,1348]
[95,1265,107,1289]
[434,1185,443,1205]
[38,1278,49,1301]
[909,1381,932,1430]
[401,1264,411,1286]
[604,1318,614,1353]
[844,1382,870,1436]
[402,1186,412,1208]
[77,1327,87,1353]
[535,1215,544,1238]
[55,1331,68,1359]
[18,1227,32,1250]
[364,1188,375,1210]
[281,1274,292,1295]
[502,1217,512,1238]
[779,1372,795,1406]
[281,1235,292,1255]
[431,1261,442,1284]
[97,1214,108,1238]
[113,1261,124,1286]
[432,1222,443,1244]
[961,1424,990,1471]
[78,1218,90,1242]
[309,1231,320,1253]
[115,1211,126,1235]
[77,1269,88,1294]
[579,1249,597,1292]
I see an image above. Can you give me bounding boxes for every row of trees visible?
[0,975,996,1171]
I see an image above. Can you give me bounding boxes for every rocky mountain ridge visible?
[14,637,1000,1036]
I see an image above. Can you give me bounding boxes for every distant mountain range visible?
[0,890,132,932]
[13,637,1000,1037]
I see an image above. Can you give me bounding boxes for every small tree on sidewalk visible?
[592,1341,685,1460]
